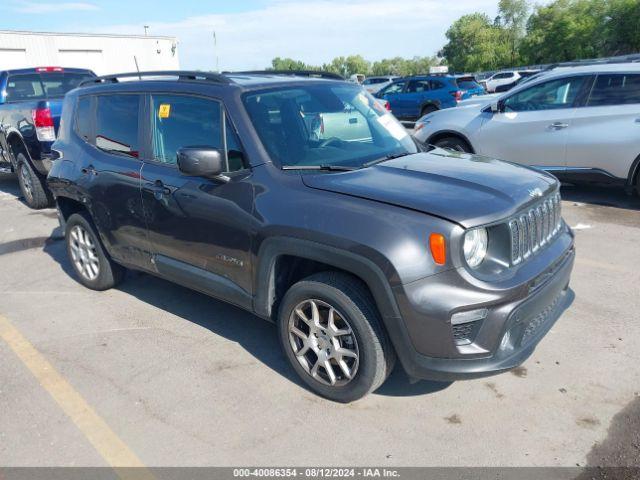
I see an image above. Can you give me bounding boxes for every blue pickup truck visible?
[374,75,462,121]
[0,67,95,208]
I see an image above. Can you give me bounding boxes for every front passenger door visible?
[475,75,590,168]
[140,93,255,306]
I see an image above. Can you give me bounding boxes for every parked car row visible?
[413,62,640,194]
[1,68,575,402]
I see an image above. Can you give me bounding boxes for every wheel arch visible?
[626,152,640,191]
[5,130,33,168]
[427,130,476,153]
[254,237,401,323]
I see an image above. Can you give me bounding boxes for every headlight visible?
[463,228,488,268]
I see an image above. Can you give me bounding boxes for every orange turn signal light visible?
[429,233,446,265]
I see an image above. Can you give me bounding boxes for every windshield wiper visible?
[281,165,357,172]
[363,151,413,168]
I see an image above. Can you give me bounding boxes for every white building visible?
[0,30,179,75]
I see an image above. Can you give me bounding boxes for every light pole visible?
[144,25,149,36]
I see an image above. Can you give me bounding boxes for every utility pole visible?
[144,25,149,36]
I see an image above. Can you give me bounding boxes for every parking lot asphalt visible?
[0,172,639,468]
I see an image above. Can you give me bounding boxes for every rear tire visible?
[278,271,395,402]
[433,136,472,153]
[420,104,438,117]
[16,153,52,209]
[65,212,125,291]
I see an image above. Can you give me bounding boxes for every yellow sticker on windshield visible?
[158,104,171,119]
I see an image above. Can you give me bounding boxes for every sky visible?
[3,0,508,71]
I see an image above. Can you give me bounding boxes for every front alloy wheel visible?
[288,299,359,386]
[278,272,395,402]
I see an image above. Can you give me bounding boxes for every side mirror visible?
[490,101,500,113]
[177,147,225,178]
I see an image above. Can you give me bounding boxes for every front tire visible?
[65,212,125,291]
[16,153,52,209]
[278,272,395,402]
[433,136,472,153]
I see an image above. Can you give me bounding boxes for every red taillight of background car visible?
[32,107,56,142]
[452,90,462,102]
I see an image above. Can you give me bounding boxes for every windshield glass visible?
[243,84,418,169]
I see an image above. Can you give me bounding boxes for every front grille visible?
[509,192,562,265]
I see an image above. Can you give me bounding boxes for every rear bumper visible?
[389,233,575,381]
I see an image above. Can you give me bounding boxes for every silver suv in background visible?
[362,75,399,94]
[413,63,640,193]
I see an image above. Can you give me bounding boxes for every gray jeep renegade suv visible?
[47,71,575,402]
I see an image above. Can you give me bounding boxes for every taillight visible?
[384,100,391,111]
[36,66,64,73]
[32,107,56,142]
[452,90,462,102]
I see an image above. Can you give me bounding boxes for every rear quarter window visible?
[75,96,93,143]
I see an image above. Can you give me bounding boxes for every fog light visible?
[451,308,488,325]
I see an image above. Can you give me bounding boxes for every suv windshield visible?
[243,84,417,169]
[5,72,94,102]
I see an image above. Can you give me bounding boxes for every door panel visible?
[140,93,255,297]
[475,75,589,168]
[565,73,640,179]
[475,108,572,167]
[82,93,151,269]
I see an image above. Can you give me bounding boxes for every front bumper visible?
[389,232,575,381]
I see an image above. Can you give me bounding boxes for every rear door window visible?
[407,80,430,92]
[95,94,141,158]
[587,74,640,106]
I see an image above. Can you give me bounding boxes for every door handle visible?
[549,122,569,130]
[81,164,97,175]
[143,180,172,199]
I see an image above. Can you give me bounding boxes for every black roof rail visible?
[228,70,344,80]
[79,70,233,87]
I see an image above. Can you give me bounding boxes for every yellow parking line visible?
[0,314,154,480]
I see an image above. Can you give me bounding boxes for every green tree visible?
[604,0,640,55]
[270,57,310,71]
[520,0,608,64]
[496,0,529,64]
[442,13,511,71]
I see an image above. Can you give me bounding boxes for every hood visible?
[301,149,558,228]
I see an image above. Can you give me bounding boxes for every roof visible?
[1,67,95,75]
[76,70,350,92]
[0,29,176,41]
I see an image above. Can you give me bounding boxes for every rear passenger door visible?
[139,93,255,307]
[77,93,152,269]
[565,72,640,179]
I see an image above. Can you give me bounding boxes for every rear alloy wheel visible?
[16,153,52,209]
[434,136,472,153]
[65,212,124,290]
[278,272,395,402]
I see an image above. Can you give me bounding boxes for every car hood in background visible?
[301,150,558,228]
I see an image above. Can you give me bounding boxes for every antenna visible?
[213,30,219,73]
[133,56,141,80]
